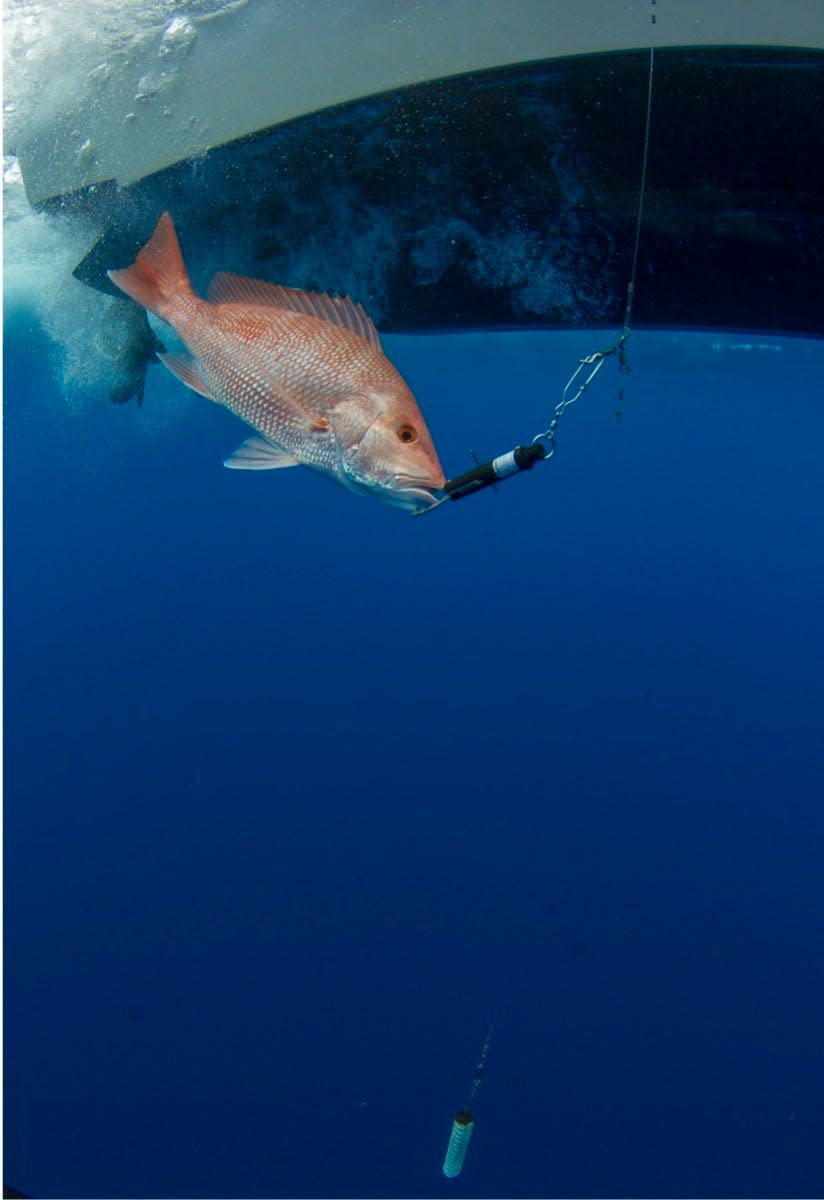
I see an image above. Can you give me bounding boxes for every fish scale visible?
[108,212,445,511]
[180,307,378,472]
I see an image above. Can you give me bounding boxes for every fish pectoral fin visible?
[158,351,214,399]
[223,435,300,470]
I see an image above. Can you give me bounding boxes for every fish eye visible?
[397,424,418,444]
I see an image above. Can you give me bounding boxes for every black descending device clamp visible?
[443,442,548,502]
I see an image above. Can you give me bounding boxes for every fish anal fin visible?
[158,351,213,398]
[224,435,300,470]
[207,273,381,350]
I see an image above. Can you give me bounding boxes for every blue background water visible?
[5,322,824,1199]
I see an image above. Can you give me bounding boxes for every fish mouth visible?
[392,474,444,512]
[342,449,443,512]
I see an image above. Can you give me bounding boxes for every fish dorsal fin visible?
[208,272,381,350]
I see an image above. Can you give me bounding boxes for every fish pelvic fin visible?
[107,213,193,321]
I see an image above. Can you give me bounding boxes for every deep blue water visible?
[5,320,824,1199]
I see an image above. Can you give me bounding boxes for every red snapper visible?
[108,213,445,512]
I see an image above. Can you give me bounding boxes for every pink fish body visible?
[108,213,445,512]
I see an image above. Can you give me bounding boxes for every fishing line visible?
[623,46,655,340]
[433,46,656,510]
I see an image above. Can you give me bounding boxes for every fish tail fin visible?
[107,212,193,319]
